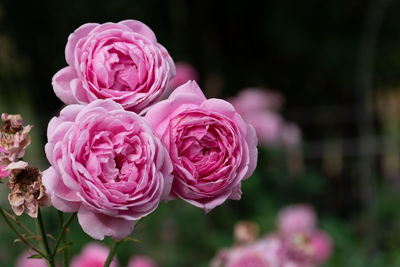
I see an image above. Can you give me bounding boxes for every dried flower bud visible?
[0,113,32,162]
[6,162,50,218]
[0,146,11,179]
[233,221,259,246]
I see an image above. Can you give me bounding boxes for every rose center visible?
[93,42,147,92]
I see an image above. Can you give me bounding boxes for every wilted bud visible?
[0,113,32,162]
[234,221,259,246]
[0,146,10,179]
[6,161,50,218]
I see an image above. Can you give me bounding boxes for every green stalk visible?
[37,209,56,267]
[58,211,68,266]
[3,208,36,238]
[104,240,122,267]
[51,212,76,257]
[0,208,46,259]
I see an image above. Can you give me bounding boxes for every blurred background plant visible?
[1,0,400,266]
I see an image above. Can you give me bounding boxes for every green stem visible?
[104,240,122,267]
[0,208,46,259]
[58,211,68,266]
[37,209,55,267]
[3,208,36,238]
[51,212,76,257]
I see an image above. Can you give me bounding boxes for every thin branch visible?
[0,208,46,259]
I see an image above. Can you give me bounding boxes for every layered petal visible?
[45,100,173,239]
[53,20,175,113]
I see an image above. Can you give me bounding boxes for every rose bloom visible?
[278,205,317,236]
[228,89,284,146]
[283,231,332,266]
[225,236,284,267]
[277,205,333,266]
[53,20,175,113]
[168,62,198,90]
[146,81,258,212]
[16,251,47,267]
[309,231,332,264]
[43,99,173,239]
[128,256,157,267]
[228,88,302,148]
[71,243,118,267]
[228,88,284,114]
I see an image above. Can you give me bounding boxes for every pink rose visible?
[229,88,284,114]
[53,20,176,113]
[16,251,48,267]
[43,99,173,239]
[146,81,258,212]
[128,256,157,267]
[283,231,332,266]
[309,231,332,264]
[277,205,333,265]
[278,205,317,236]
[168,62,199,90]
[244,111,284,145]
[71,243,118,267]
[226,236,284,267]
[228,88,302,147]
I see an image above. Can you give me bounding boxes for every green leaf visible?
[28,254,44,259]
[122,237,141,243]
[46,234,56,241]
[56,242,74,254]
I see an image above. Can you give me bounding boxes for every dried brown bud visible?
[0,113,32,162]
[6,162,50,218]
[0,147,11,179]
[233,221,259,246]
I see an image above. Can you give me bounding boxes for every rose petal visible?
[65,23,98,65]
[77,206,135,240]
[119,20,157,43]
[52,67,80,104]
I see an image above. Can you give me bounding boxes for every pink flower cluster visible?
[16,243,157,267]
[211,205,332,267]
[228,88,301,149]
[44,20,258,240]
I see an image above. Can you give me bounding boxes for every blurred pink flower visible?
[168,62,199,90]
[278,205,332,266]
[309,231,332,264]
[128,255,157,267]
[229,88,284,114]
[281,123,302,149]
[228,88,300,147]
[16,251,47,267]
[225,236,284,267]
[71,243,118,267]
[210,249,231,267]
[244,111,284,145]
[278,205,317,236]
